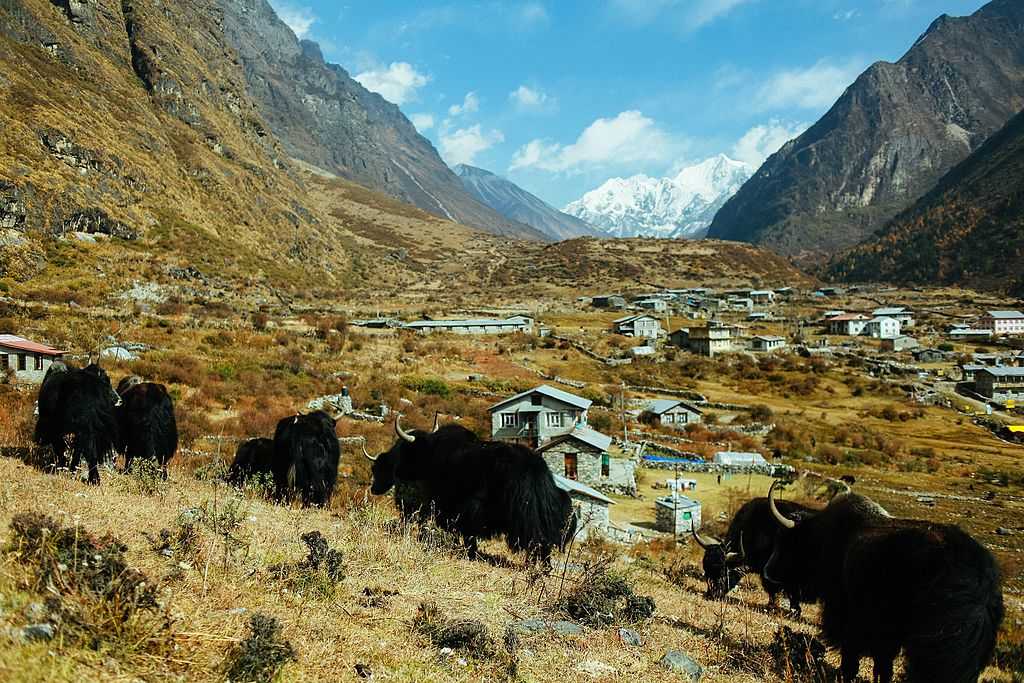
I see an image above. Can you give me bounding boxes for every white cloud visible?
[833,8,859,21]
[608,0,752,31]
[440,125,504,166]
[270,2,317,39]
[410,113,435,132]
[509,85,554,112]
[731,120,809,167]
[755,58,864,111]
[447,92,480,117]
[354,62,430,106]
[509,110,679,173]
[516,2,549,27]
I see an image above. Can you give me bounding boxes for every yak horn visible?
[432,412,441,433]
[362,441,377,462]
[769,481,797,530]
[724,551,742,562]
[395,414,416,443]
[691,526,720,549]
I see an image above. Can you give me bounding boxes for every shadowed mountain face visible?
[215,0,543,240]
[828,108,1024,296]
[454,165,599,241]
[708,0,1024,261]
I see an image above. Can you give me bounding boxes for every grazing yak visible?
[271,411,342,506]
[692,496,811,613]
[34,360,120,485]
[115,376,178,476]
[227,437,275,487]
[367,414,576,564]
[765,481,1003,683]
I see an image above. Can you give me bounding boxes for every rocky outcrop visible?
[708,0,1024,259]
[828,108,1024,296]
[214,0,543,239]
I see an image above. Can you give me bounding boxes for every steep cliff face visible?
[828,108,1024,296]
[214,0,542,240]
[707,0,1024,259]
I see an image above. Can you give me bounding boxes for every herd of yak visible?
[27,359,1006,682]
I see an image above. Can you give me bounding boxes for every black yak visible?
[764,481,1003,683]
[367,414,576,564]
[272,411,341,506]
[691,496,811,613]
[34,360,120,485]
[115,376,177,476]
[227,437,275,487]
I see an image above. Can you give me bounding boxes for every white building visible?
[403,316,534,335]
[872,307,915,328]
[613,314,662,339]
[865,316,902,339]
[713,451,768,467]
[981,311,1024,336]
[0,335,64,384]
[828,314,870,336]
[489,385,591,448]
[752,335,787,352]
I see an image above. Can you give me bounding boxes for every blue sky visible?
[268,0,989,208]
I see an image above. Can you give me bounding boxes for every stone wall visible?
[541,440,637,496]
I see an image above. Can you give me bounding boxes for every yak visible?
[691,496,811,613]
[764,481,1003,683]
[115,376,177,477]
[367,414,576,564]
[227,437,275,487]
[271,411,342,506]
[34,359,120,485]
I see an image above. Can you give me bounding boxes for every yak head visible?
[364,413,441,495]
[117,375,144,396]
[692,527,746,599]
[83,360,121,407]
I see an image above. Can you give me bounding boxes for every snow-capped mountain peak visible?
[563,154,753,239]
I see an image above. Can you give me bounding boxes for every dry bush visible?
[222,613,296,683]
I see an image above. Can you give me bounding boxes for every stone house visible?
[592,294,626,310]
[554,475,614,542]
[636,298,668,313]
[976,367,1024,403]
[538,426,636,495]
[686,322,733,356]
[0,335,64,384]
[655,495,702,535]
[489,384,591,448]
[881,335,919,352]
[640,399,702,428]
[613,314,662,339]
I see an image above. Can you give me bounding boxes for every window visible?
[683,511,692,520]
[564,453,578,480]
[0,354,7,369]
[34,356,43,371]
[531,393,543,407]
[501,413,518,428]
[601,453,610,477]
[17,354,26,371]
[546,412,564,428]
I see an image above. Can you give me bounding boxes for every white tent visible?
[713,451,768,467]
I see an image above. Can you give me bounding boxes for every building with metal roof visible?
[0,334,65,384]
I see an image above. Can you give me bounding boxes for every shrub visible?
[223,613,296,683]
[402,376,452,399]
[553,567,655,627]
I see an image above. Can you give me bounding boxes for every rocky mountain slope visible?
[454,164,599,241]
[708,0,1024,260]
[565,155,752,239]
[215,0,541,240]
[827,108,1024,296]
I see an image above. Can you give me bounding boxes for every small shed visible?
[553,474,614,541]
[880,335,919,352]
[655,495,702,535]
[713,451,768,467]
[640,399,703,428]
[0,334,64,384]
[752,335,786,352]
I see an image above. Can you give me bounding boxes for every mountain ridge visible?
[564,154,752,240]
[707,0,1024,259]
[454,164,600,241]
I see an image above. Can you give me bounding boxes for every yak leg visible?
[787,590,802,617]
[840,646,862,683]
[871,648,896,683]
[465,536,479,560]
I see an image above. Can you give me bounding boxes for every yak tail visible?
[504,468,572,554]
[903,551,1004,683]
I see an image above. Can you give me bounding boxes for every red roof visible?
[0,334,64,356]
[829,314,867,322]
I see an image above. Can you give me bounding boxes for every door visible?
[564,452,578,480]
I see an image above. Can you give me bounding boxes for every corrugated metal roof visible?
[488,384,592,412]
[553,474,615,505]
[980,367,1024,377]
[0,335,64,356]
[986,310,1024,319]
[645,399,702,416]
[873,307,908,315]
[538,426,613,453]
[655,495,700,510]
[404,317,529,328]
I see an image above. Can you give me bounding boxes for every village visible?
[4,282,1023,551]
